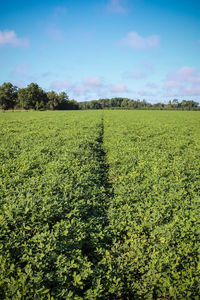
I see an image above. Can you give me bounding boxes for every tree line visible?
[0,82,199,111]
[79,98,200,110]
[0,82,79,110]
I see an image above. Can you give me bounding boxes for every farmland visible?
[0,110,200,299]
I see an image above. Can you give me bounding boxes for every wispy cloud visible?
[138,90,156,97]
[73,85,88,96]
[44,6,67,41]
[54,6,67,18]
[145,82,158,89]
[46,27,63,41]
[106,0,127,14]
[83,76,103,88]
[182,86,200,96]
[121,31,160,50]
[123,61,155,80]
[124,70,147,79]
[142,60,154,71]
[110,84,128,93]
[12,63,30,76]
[0,30,29,48]
[49,77,130,99]
[165,67,200,86]
[164,66,200,96]
[41,72,52,78]
[12,80,26,88]
[165,80,181,89]
[50,80,71,90]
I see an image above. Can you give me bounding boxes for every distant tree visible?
[47,91,59,110]
[68,99,79,110]
[46,91,79,110]
[18,83,47,110]
[89,100,102,109]
[1,81,199,111]
[56,91,70,110]
[17,88,30,109]
[98,99,111,109]
[141,99,148,108]
[153,102,164,109]
[172,98,179,109]
[181,100,199,110]
[121,98,129,108]
[79,98,154,110]
[0,82,17,110]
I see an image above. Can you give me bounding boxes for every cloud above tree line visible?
[106,0,127,14]
[121,31,160,50]
[165,66,200,96]
[83,76,102,88]
[0,30,29,48]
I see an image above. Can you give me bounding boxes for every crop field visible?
[0,110,200,299]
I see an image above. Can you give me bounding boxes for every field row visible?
[0,112,111,299]
[0,111,200,298]
[104,111,200,298]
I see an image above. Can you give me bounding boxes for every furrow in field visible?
[1,110,200,299]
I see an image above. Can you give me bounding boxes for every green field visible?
[0,111,200,299]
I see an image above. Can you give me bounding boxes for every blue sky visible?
[0,0,200,102]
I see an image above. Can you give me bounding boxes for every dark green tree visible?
[181,100,199,110]
[57,91,70,110]
[18,83,48,110]
[172,98,179,109]
[67,99,79,110]
[47,91,59,110]
[0,82,17,110]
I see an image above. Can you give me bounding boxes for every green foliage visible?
[0,110,200,298]
[103,110,200,298]
[17,83,48,110]
[0,111,110,298]
[0,82,17,110]
[46,91,59,110]
[0,81,199,111]
[0,82,79,111]
[79,97,200,110]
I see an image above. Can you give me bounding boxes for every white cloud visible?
[180,67,199,83]
[183,86,200,96]
[50,80,71,90]
[165,67,200,86]
[164,66,200,97]
[110,84,128,93]
[83,76,102,88]
[0,30,29,48]
[165,80,181,89]
[121,31,160,50]
[106,0,127,14]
